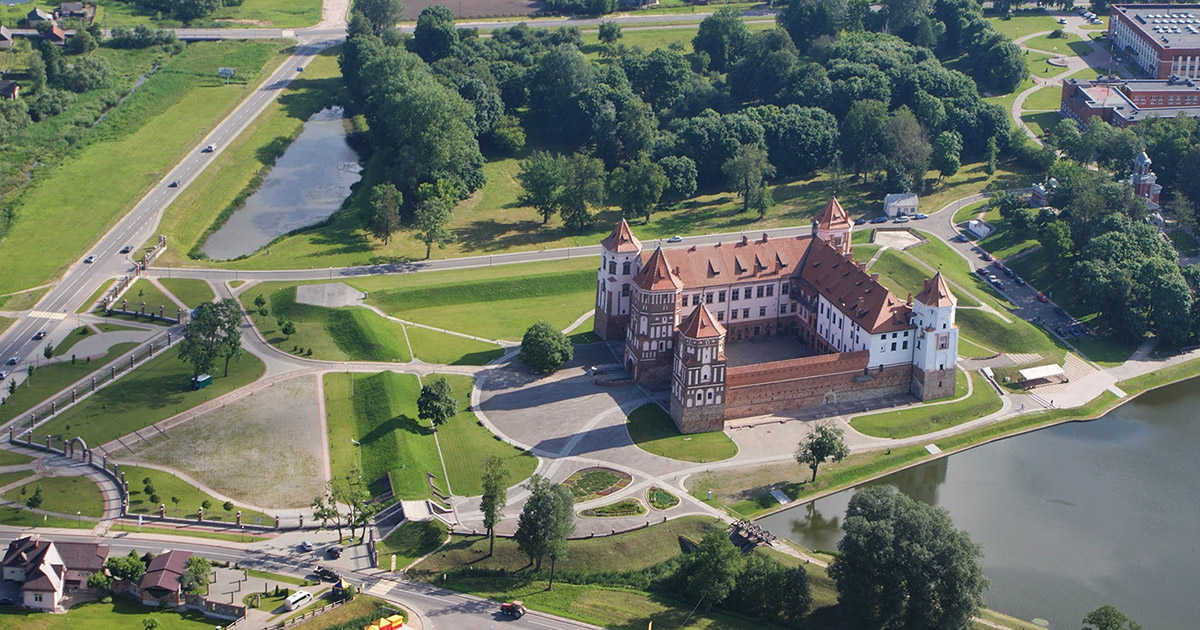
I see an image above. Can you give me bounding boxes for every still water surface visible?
[201,106,362,260]
[758,377,1200,629]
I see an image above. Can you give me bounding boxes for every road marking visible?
[28,311,67,321]
[366,579,399,596]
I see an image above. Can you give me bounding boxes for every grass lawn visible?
[1022,110,1063,137]
[0,471,36,489]
[1027,51,1069,79]
[986,15,1061,40]
[951,200,988,224]
[121,464,271,523]
[155,47,343,263]
[625,403,737,463]
[0,451,32,466]
[579,19,774,58]
[904,238,1015,310]
[850,372,1002,439]
[564,468,630,501]
[0,597,222,629]
[404,326,504,366]
[982,73,1034,113]
[956,308,1066,360]
[1024,84,1064,111]
[111,523,270,542]
[648,487,680,510]
[364,267,596,342]
[35,345,265,447]
[0,505,91,529]
[323,372,440,500]
[3,476,104,517]
[0,287,50,312]
[54,326,110,357]
[158,278,216,310]
[976,214,1040,260]
[0,40,289,296]
[376,520,449,570]
[1168,228,1200,257]
[290,596,399,630]
[433,374,536,496]
[119,278,180,314]
[243,284,411,363]
[0,343,138,424]
[206,0,322,28]
[866,249,934,298]
[76,281,116,314]
[1022,32,1085,55]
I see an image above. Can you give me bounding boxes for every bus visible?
[284,590,313,611]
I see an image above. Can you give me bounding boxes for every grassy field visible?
[323,372,440,500]
[850,372,1002,439]
[1024,84,1064,111]
[158,278,215,310]
[243,284,411,363]
[0,598,221,629]
[0,287,50,312]
[1022,32,1088,56]
[625,403,737,463]
[1027,51,1069,79]
[982,73,1034,114]
[156,47,343,263]
[0,471,36,489]
[867,249,935,299]
[2,475,104,518]
[579,19,774,58]
[905,232,1014,311]
[403,326,505,366]
[434,374,536,496]
[986,15,1061,40]
[121,463,271,523]
[976,215,1041,260]
[956,308,1065,360]
[951,200,988,224]
[35,346,265,447]
[119,278,179,314]
[0,40,289,296]
[0,505,92,528]
[365,267,595,342]
[110,523,270,542]
[0,343,138,424]
[1022,110,1063,137]
[290,597,399,630]
[0,0,324,28]
[0,451,32,466]
[376,520,449,570]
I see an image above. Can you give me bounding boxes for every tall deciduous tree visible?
[841,99,888,181]
[795,421,849,482]
[544,482,575,589]
[355,0,404,35]
[693,7,750,72]
[514,475,573,576]
[1082,605,1143,630]
[931,130,963,182]
[178,299,242,380]
[684,531,744,607]
[829,486,987,629]
[417,376,458,430]
[480,456,509,555]
[413,4,457,62]
[657,155,697,205]
[312,488,345,541]
[517,151,564,224]
[520,320,574,373]
[723,143,775,216]
[598,21,621,44]
[363,183,402,245]
[413,189,456,259]
[608,156,667,222]
[558,153,606,230]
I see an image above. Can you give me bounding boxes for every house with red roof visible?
[594,198,960,432]
[139,550,191,606]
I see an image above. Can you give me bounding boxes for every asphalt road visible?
[0,530,595,629]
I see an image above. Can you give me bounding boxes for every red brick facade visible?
[724,352,913,419]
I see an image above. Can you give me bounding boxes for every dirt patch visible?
[296,282,364,308]
[871,228,924,250]
[129,375,325,508]
[402,0,541,19]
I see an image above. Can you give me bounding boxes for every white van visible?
[284,590,313,611]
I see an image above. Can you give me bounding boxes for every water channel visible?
[758,377,1200,629]
[201,106,362,260]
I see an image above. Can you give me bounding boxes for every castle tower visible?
[594,219,643,341]
[910,271,958,400]
[812,197,853,255]
[1130,151,1162,211]
[669,304,727,434]
[625,247,682,384]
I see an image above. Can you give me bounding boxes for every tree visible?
[180,556,211,594]
[480,456,509,556]
[1165,191,1196,230]
[169,0,221,21]
[363,183,402,245]
[312,489,345,541]
[841,99,888,180]
[1039,220,1074,262]
[417,376,458,430]
[87,571,111,590]
[795,421,849,482]
[513,475,574,583]
[340,485,381,542]
[281,320,296,339]
[223,500,234,513]
[27,51,46,94]
[413,190,456,259]
[178,299,242,379]
[413,5,457,62]
[931,130,963,182]
[517,151,564,224]
[43,343,52,360]
[598,21,621,44]
[608,156,667,222]
[723,143,775,217]
[65,29,97,55]
[658,155,697,205]
[356,0,404,35]
[25,485,42,509]
[684,531,744,607]
[105,550,146,582]
[984,136,999,176]
[171,496,181,513]
[693,7,750,72]
[1082,605,1143,630]
[829,486,987,629]
[143,618,159,630]
[558,153,606,231]
[520,320,574,373]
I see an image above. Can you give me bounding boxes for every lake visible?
[758,377,1200,629]
[201,106,362,260]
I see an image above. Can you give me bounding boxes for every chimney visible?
[742,235,749,246]
[871,273,879,282]
[811,219,818,236]
[761,232,769,243]
[906,292,913,306]
[857,262,867,271]
[673,266,681,276]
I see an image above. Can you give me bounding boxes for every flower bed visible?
[563,467,631,502]
[579,498,646,518]
[647,487,680,511]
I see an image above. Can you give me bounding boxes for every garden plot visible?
[129,374,325,508]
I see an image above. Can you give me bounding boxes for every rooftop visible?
[1114,4,1200,48]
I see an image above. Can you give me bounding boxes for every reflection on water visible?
[201,106,362,260]
[758,377,1200,629]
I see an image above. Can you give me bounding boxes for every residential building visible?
[0,81,18,101]
[0,535,109,611]
[1060,76,1200,127]
[884,193,920,218]
[0,26,13,50]
[595,198,959,433]
[43,24,67,45]
[139,550,192,606]
[25,7,53,22]
[1109,4,1200,79]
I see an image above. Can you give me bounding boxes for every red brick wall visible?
[725,359,913,419]
[726,351,869,387]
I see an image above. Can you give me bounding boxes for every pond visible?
[201,106,362,261]
[758,377,1200,629]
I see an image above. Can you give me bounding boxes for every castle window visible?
[622,283,630,297]
[731,288,740,301]
[903,341,909,350]
[743,309,750,318]
[819,302,824,313]
[759,306,767,317]
[717,311,724,321]
[766,285,774,297]
[707,391,714,400]
[891,342,897,351]
[781,283,789,294]
[608,261,616,274]
[623,261,631,274]
[904,331,909,337]
[691,295,700,306]
[706,293,714,304]
[756,286,765,298]
[696,392,703,402]
[718,291,726,303]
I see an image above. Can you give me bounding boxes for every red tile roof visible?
[1,536,52,573]
[644,234,812,290]
[678,303,725,339]
[632,247,682,292]
[914,271,956,308]
[55,542,108,573]
[140,550,192,594]
[815,197,852,232]
[798,238,912,334]
[600,218,642,253]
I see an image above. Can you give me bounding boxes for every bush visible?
[519,320,573,373]
[1049,29,1065,39]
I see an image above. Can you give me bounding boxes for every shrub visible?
[520,320,573,373]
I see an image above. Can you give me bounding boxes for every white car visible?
[203,144,216,153]
[300,541,313,552]
[667,235,682,243]
[0,371,8,380]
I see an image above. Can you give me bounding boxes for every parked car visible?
[300,541,313,552]
[1037,292,1049,303]
[119,245,133,254]
[1057,327,1067,336]
[666,235,682,243]
[990,278,1004,289]
[0,371,8,381]
[1055,306,1067,316]
[84,255,96,263]
[870,216,889,224]
[893,216,910,223]
[315,566,339,582]
[1058,17,1067,23]
[976,267,989,276]
[33,331,46,340]
[1015,277,1026,286]
[1003,267,1015,278]
[0,597,12,605]
[326,546,342,559]
[854,217,866,225]
[914,213,928,220]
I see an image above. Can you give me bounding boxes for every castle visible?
[594,198,960,433]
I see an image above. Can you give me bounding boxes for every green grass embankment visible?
[851,372,1002,439]
[625,403,737,463]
